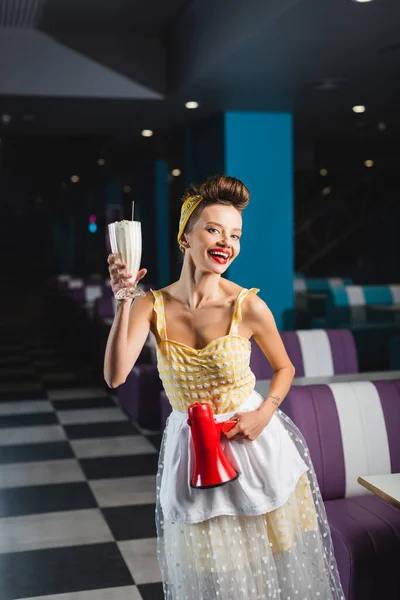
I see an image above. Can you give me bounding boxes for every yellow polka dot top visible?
[150,288,260,415]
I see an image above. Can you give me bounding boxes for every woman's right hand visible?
[107,254,147,300]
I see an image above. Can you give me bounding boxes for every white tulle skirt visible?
[156,390,345,600]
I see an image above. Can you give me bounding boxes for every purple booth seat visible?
[65,287,86,304]
[67,278,84,290]
[94,293,115,320]
[84,283,107,303]
[94,287,155,321]
[116,364,163,429]
[282,380,400,600]
[250,329,358,380]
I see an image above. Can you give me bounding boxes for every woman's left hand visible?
[224,409,273,442]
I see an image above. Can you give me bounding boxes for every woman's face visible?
[183,204,242,273]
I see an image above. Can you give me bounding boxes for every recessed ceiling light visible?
[141,129,153,137]
[320,169,328,177]
[322,187,332,196]
[1,113,11,125]
[351,0,373,3]
[364,160,374,168]
[97,158,105,166]
[185,101,199,109]
[377,122,387,132]
[70,175,80,183]
[353,105,366,114]
[124,185,132,193]
[171,169,181,177]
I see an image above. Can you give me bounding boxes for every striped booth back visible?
[94,294,115,319]
[282,380,400,500]
[294,277,353,293]
[250,329,358,380]
[84,284,106,303]
[326,284,400,326]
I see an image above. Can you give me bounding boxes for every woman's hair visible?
[182,174,250,237]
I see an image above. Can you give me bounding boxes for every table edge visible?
[357,476,400,510]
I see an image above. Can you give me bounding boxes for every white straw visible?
[131,201,135,221]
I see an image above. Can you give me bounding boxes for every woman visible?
[104,175,344,600]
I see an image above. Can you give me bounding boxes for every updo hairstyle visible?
[180,175,250,251]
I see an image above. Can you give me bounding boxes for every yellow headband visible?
[177,195,203,248]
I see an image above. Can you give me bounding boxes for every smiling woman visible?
[104,174,345,600]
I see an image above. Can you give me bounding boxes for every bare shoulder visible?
[241,289,275,330]
[226,280,264,307]
[128,290,155,319]
[136,290,156,304]
[245,289,269,311]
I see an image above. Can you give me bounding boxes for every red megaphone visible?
[187,402,239,489]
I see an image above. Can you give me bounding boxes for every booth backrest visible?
[294,277,353,293]
[250,329,358,379]
[329,284,400,308]
[95,294,115,319]
[325,284,400,326]
[282,380,400,501]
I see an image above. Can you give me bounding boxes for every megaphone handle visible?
[187,416,237,433]
[220,419,238,434]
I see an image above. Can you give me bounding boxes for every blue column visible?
[155,160,170,288]
[224,112,294,330]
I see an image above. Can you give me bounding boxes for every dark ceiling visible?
[1,0,400,142]
[39,0,191,34]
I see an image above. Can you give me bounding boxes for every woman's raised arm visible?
[103,253,153,388]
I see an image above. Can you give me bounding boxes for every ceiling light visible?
[171,169,181,177]
[124,185,132,193]
[322,187,332,196]
[70,175,80,183]
[1,114,11,125]
[377,122,387,132]
[353,105,366,114]
[141,129,153,137]
[97,158,105,166]
[351,0,373,3]
[320,169,328,177]
[364,160,374,168]
[185,101,199,109]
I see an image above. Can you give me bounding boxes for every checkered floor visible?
[0,313,163,599]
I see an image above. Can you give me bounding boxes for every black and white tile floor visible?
[0,317,163,600]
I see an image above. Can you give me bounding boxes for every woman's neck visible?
[174,257,224,310]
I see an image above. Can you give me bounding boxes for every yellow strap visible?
[150,289,167,341]
[230,288,260,334]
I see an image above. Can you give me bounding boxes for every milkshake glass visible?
[108,220,146,300]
